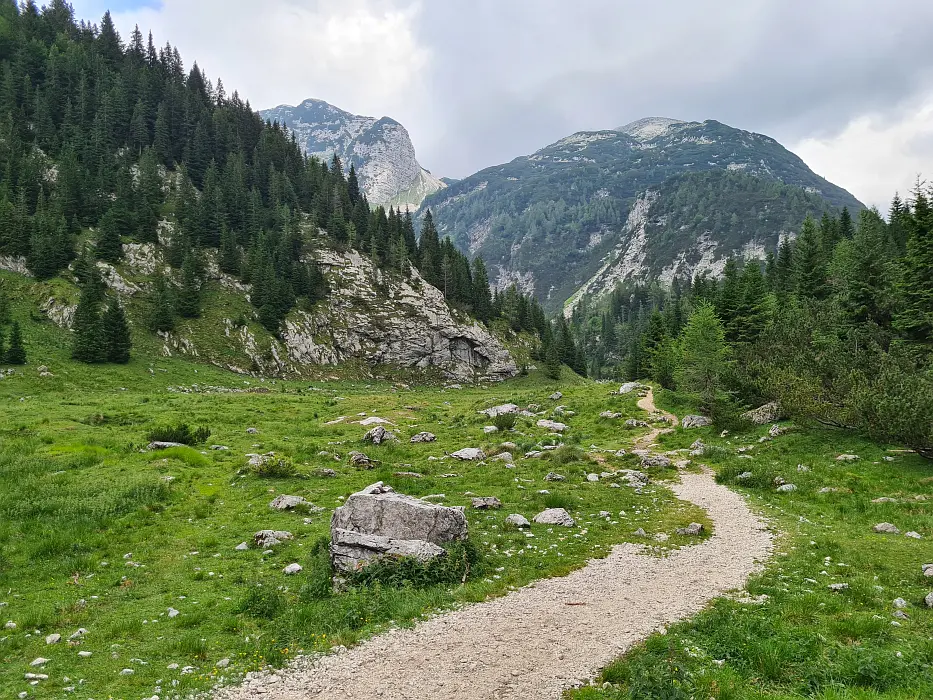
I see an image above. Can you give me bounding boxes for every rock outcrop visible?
[329,482,468,573]
[742,402,783,425]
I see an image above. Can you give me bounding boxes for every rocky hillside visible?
[421,117,863,311]
[261,99,445,210]
[1,240,517,382]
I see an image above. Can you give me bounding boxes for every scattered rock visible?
[330,482,468,572]
[681,415,712,429]
[4,621,15,630]
[147,441,186,450]
[348,451,376,468]
[316,468,338,478]
[479,404,520,418]
[828,583,849,592]
[483,426,499,434]
[30,658,49,667]
[269,495,308,511]
[773,476,787,486]
[167,607,180,618]
[210,445,230,451]
[905,531,923,539]
[216,658,231,668]
[836,454,860,462]
[544,472,565,482]
[246,427,259,434]
[922,564,933,577]
[490,452,514,464]
[618,382,646,394]
[776,484,797,493]
[818,487,841,494]
[533,508,576,527]
[641,454,671,469]
[505,514,531,529]
[234,542,249,551]
[926,592,933,608]
[768,424,785,438]
[549,392,563,401]
[69,628,87,640]
[797,464,810,473]
[873,523,900,534]
[599,411,623,419]
[586,473,600,482]
[742,402,782,425]
[624,419,649,429]
[363,426,397,445]
[893,597,908,609]
[537,419,568,432]
[359,417,394,427]
[410,432,437,443]
[676,523,705,536]
[283,563,303,575]
[78,651,92,658]
[872,497,897,504]
[471,497,502,510]
[253,530,294,548]
[737,472,754,481]
[633,528,648,537]
[393,471,424,479]
[451,448,485,461]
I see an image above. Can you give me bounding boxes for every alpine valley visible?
[422,117,864,311]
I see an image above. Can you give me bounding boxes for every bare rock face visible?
[330,482,468,572]
[282,250,517,381]
[682,415,713,429]
[742,402,783,425]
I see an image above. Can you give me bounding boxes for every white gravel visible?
[216,469,772,700]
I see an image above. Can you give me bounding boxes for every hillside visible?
[421,117,863,311]
[261,99,445,210]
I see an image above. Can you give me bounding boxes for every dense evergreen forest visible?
[0,1,548,364]
[571,194,933,457]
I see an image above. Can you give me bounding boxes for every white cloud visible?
[102,0,429,119]
[792,97,933,211]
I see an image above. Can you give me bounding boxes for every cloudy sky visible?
[72,0,933,210]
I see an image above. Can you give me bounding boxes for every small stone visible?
[167,607,180,618]
[599,511,611,518]
[633,528,647,537]
[78,651,92,658]
[283,563,302,575]
[828,583,849,592]
[925,592,933,608]
[483,426,499,434]
[681,415,712,429]
[533,508,575,527]
[796,464,810,473]
[253,530,293,548]
[549,392,563,401]
[544,472,565,482]
[3,621,15,630]
[68,628,88,640]
[119,668,134,675]
[410,432,437,443]
[269,495,308,511]
[836,454,859,462]
[537,419,568,433]
[923,563,933,577]
[210,445,230,451]
[873,523,900,534]
[776,484,797,493]
[44,634,60,645]
[505,514,531,529]
[773,476,786,486]
[234,542,249,551]
[893,597,908,609]
[736,472,754,481]
[216,658,230,668]
[905,531,923,540]
[363,426,397,445]
[676,522,705,536]
[586,473,600,482]
[451,447,485,461]
[247,428,259,434]
[30,659,49,667]
[472,497,502,510]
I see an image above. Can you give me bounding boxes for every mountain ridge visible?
[261,98,445,210]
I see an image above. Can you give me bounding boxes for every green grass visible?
[0,355,708,699]
[567,398,933,700]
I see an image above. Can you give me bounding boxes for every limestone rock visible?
[451,447,485,461]
[922,563,933,577]
[742,402,783,425]
[410,432,437,443]
[926,591,933,608]
[836,454,860,462]
[479,404,520,418]
[472,497,502,510]
[269,495,308,511]
[330,482,467,572]
[828,583,849,592]
[549,392,563,401]
[254,530,294,548]
[586,473,600,482]
[544,472,566,482]
[537,419,568,432]
[283,563,303,575]
[363,426,397,445]
[768,424,785,438]
[682,415,712,429]
[505,514,531,528]
[618,382,646,394]
[873,523,900,534]
[676,522,704,536]
[490,452,514,464]
[148,441,186,450]
[599,411,623,419]
[624,419,649,429]
[776,484,797,493]
[641,454,672,469]
[348,451,376,468]
[533,508,576,527]
[45,634,60,645]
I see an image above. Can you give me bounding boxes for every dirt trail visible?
[633,387,678,450]
[217,469,772,700]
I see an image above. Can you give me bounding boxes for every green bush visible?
[491,412,518,431]
[247,455,298,478]
[236,584,285,619]
[147,422,211,445]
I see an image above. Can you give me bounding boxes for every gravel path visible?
[634,388,678,449]
[217,470,772,700]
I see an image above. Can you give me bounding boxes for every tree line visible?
[571,196,933,457]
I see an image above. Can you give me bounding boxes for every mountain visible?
[261,98,445,210]
[421,117,863,312]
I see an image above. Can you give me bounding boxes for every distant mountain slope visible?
[261,99,445,210]
[422,117,863,311]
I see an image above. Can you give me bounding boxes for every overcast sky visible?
[71,0,933,211]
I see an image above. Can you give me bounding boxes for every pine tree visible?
[775,237,794,296]
[96,208,124,262]
[0,286,10,326]
[543,335,562,380]
[471,257,493,322]
[676,302,729,412]
[3,321,26,365]
[219,225,241,274]
[175,253,202,318]
[71,280,105,363]
[893,188,933,345]
[793,215,828,300]
[347,164,362,205]
[150,273,176,332]
[0,327,4,363]
[717,257,742,342]
[418,211,442,288]
[734,263,769,343]
[102,297,132,363]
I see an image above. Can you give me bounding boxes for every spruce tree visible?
[717,257,742,342]
[150,273,176,332]
[0,286,10,326]
[676,302,729,412]
[175,253,202,318]
[102,297,132,363]
[893,188,933,345]
[418,211,442,288]
[793,215,828,300]
[4,321,25,365]
[71,280,105,363]
[0,327,4,363]
[471,257,493,322]
[96,208,124,262]
[347,164,362,205]
[734,263,769,344]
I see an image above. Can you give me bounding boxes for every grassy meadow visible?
[0,355,708,700]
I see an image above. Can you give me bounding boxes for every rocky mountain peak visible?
[261,98,445,210]
[615,117,690,141]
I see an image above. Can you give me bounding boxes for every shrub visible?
[247,455,298,478]
[344,540,482,590]
[236,584,285,619]
[147,422,211,445]
[543,493,574,510]
[491,412,518,431]
[546,445,584,466]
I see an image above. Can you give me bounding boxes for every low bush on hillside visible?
[491,412,519,431]
[147,422,211,445]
